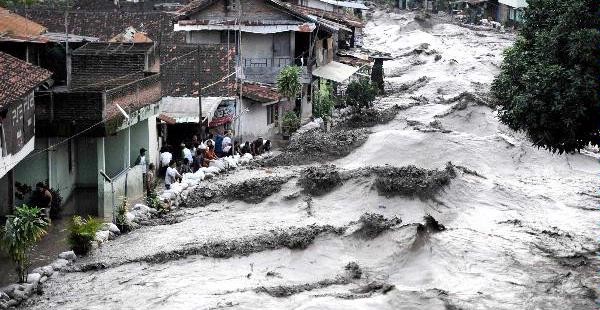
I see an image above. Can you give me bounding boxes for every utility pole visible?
[197,45,204,140]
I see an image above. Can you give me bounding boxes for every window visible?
[267,104,277,125]
[220,31,237,44]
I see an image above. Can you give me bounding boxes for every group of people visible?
[136,130,273,192]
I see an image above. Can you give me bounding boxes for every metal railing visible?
[243,57,292,68]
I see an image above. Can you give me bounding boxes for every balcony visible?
[35,73,161,137]
[242,57,310,84]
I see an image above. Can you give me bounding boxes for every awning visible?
[312,61,360,83]
[159,96,235,124]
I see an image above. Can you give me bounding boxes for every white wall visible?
[239,99,278,141]
[303,0,335,11]
[0,138,34,180]
[499,0,527,8]
[0,173,11,215]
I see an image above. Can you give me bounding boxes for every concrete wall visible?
[76,137,98,187]
[302,0,335,12]
[241,33,274,58]
[104,130,128,178]
[0,173,11,215]
[238,99,278,141]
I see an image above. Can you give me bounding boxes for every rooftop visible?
[0,51,52,107]
[240,81,281,103]
[73,42,155,55]
[0,7,47,43]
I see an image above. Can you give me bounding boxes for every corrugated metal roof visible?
[42,32,99,43]
[312,61,359,83]
[316,0,367,9]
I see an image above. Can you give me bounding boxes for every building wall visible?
[0,173,12,215]
[188,31,221,44]
[239,99,278,141]
[76,137,98,187]
[242,33,274,58]
[301,0,334,12]
[497,3,509,22]
[498,0,527,8]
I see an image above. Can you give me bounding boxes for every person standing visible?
[134,148,148,189]
[146,163,156,197]
[165,160,182,190]
[222,131,233,156]
[159,146,172,178]
[214,131,225,157]
[192,148,204,172]
[31,182,52,219]
[182,143,193,163]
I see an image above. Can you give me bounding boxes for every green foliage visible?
[0,205,49,282]
[345,78,378,111]
[115,197,132,233]
[68,215,102,256]
[277,66,302,100]
[146,190,168,215]
[313,82,335,120]
[491,0,600,153]
[282,111,301,135]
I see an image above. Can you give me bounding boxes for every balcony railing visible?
[243,57,292,68]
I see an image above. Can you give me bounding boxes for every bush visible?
[491,0,600,153]
[282,111,300,135]
[346,78,378,111]
[115,197,132,233]
[276,66,302,100]
[68,215,102,256]
[146,190,168,215]
[313,82,335,120]
[0,205,49,282]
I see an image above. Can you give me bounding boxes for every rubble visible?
[184,176,288,207]
[298,165,342,196]
[372,163,457,199]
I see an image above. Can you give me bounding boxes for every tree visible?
[491,0,600,154]
[276,66,302,100]
[1,205,49,283]
[346,78,378,111]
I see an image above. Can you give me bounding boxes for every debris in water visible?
[184,176,288,207]
[351,213,402,239]
[344,262,362,279]
[298,165,342,196]
[411,215,446,251]
[260,128,369,166]
[255,277,349,297]
[372,163,457,199]
[350,281,395,295]
[338,106,401,128]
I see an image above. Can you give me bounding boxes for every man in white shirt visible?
[182,143,193,163]
[222,131,232,156]
[159,146,173,177]
[164,160,181,190]
[134,148,148,190]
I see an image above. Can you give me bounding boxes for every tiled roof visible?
[109,26,153,43]
[175,0,220,19]
[240,81,281,103]
[0,52,52,107]
[277,2,364,28]
[0,7,48,43]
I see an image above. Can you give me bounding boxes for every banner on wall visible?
[209,99,236,128]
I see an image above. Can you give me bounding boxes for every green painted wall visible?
[76,137,98,187]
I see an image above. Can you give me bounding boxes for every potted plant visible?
[282,111,301,139]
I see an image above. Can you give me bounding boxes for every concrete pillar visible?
[97,137,107,219]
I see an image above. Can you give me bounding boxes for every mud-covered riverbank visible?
[16,10,600,310]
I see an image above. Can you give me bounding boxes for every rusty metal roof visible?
[240,81,281,103]
[0,7,47,43]
[278,2,364,28]
[0,51,51,107]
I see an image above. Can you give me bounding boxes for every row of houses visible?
[399,0,528,25]
[0,0,385,219]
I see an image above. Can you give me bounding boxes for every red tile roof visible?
[0,52,52,107]
[175,0,220,19]
[240,81,281,103]
[0,7,48,43]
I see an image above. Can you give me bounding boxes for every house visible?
[497,0,527,24]
[6,42,163,220]
[0,52,52,216]
[173,0,362,139]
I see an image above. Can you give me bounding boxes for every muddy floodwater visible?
[20,11,600,310]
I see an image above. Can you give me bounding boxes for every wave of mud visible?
[337,106,402,129]
[259,128,369,167]
[298,165,343,196]
[372,162,456,199]
[184,176,289,207]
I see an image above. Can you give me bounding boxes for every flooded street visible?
[20,10,600,310]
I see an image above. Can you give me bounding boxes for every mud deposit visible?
[260,128,369,166]
[18,10,600,310]
[339,106,402,128]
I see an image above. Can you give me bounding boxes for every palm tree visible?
[1,205,49,282]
